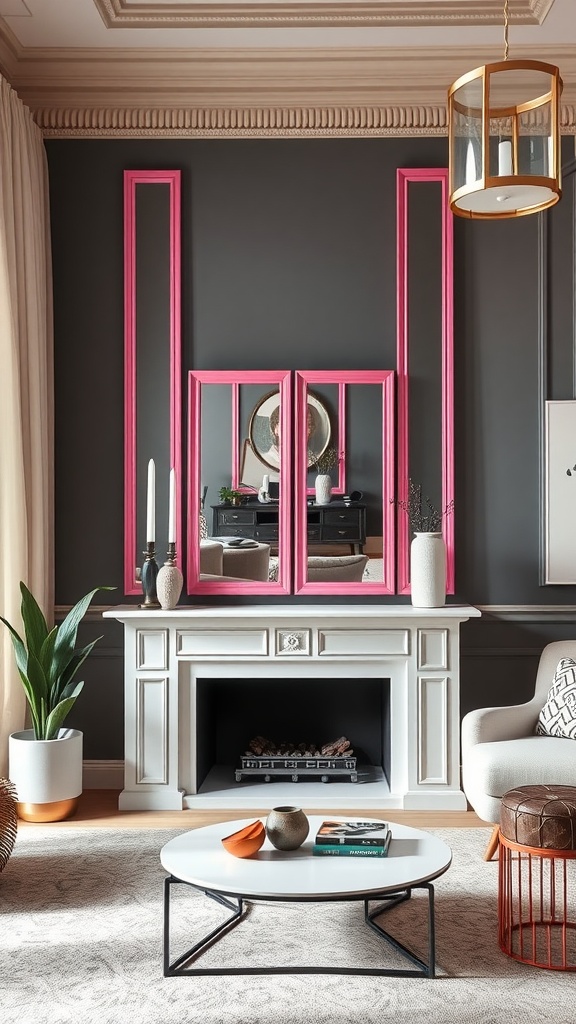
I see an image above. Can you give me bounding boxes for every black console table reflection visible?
[211,502,366,554]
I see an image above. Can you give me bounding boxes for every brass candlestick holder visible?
[156,543,184,610]
[141,542,161,609]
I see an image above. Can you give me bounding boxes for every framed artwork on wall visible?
[544,400,576,584]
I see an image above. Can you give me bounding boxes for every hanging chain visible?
[503,0,509,61]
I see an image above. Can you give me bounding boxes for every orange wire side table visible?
[498,784,576,971]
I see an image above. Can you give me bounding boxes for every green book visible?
[313,832,391,857]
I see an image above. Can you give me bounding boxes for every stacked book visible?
[312,819,392,857]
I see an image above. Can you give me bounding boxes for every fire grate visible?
[236,734,358,783]
[235,755,358,783]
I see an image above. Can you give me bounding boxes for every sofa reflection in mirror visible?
[307,554,368,582]
[199,539,271,582]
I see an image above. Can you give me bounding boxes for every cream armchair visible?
[461,640,576,860]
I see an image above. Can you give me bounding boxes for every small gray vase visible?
[265,806,310,851]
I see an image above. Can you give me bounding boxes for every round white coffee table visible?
[160,816,451,978]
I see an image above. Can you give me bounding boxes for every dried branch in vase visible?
[393,479,454,533]
[311,446,341,475]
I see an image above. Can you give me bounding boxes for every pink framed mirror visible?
[187,370,292,595]
[293,370,395,595]
[124,170,181,595]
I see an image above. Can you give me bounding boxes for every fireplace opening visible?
[194,677,391,792]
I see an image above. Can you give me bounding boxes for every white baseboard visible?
[83,760,124,789]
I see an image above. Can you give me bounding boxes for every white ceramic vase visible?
[315,474,332,505]
[8,728,83,822]
[410,531,446,608]
[156,561,184,610]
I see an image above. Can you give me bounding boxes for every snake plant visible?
[1,582,114,740]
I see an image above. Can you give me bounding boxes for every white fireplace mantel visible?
[104,603,481,812]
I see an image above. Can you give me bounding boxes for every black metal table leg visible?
[365,883,436,978]
[163,877,438,978]
[163,876,243,976]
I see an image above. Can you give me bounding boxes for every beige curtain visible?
[0,77,53,777]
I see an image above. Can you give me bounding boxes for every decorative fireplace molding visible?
[104,603,481,812]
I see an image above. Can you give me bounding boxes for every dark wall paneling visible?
[539,157,576,585]
[46,135,576,760]
[59,618,125,759]
[548,160,576,401]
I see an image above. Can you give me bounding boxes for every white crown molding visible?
[7,43,571,136]
[95,0,553,30]
[36,103,576,137]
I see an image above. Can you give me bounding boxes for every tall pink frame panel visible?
[293,370,395,595]
[396,169,455,594]
[124,170,181,595]
[187,370,292,595]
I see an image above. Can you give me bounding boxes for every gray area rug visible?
[1,825,573,1024]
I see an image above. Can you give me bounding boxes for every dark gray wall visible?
[46,138,576,760]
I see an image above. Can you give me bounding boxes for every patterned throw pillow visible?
[536,658,576,739]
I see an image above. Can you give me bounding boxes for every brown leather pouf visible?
[498,784,576,970]
[500,784,576,850]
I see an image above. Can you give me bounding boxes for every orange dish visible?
[221,820,266,858]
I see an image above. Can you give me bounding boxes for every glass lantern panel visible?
[518,102,553,176]
[487,67,555,179]
[487,114,514,177]
[450,74,483,192]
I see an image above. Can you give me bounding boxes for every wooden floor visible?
[17,789,487,831]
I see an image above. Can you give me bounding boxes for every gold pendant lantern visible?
[448,1,562,219]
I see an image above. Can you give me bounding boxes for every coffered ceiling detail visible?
[94,0,553,30]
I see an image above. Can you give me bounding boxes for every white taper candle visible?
[168,467,176,544]
[498,140,513,176]
[146,458,155,543]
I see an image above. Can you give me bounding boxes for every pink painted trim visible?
[123,172,137,594]
[441,173,455,594]
[170,172,183,574]
[305,382,347,496]
[187,372,201,583]
[124,170,181,595]
[396,168,455,595]
[231,383,240,490]
[396,169,410,595]
[336,382,347,496]
[294,370,395,595]
[186,370,292,595]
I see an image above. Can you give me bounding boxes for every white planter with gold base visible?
[8,728,82,822]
